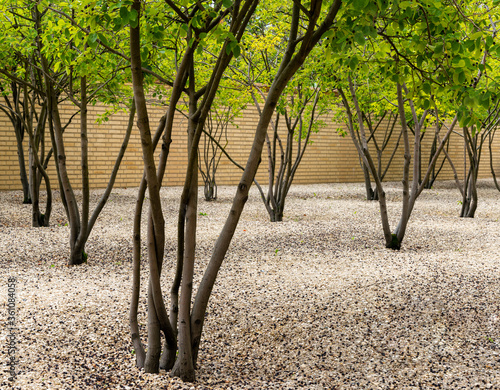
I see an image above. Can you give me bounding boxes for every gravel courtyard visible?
[0,180,499,389]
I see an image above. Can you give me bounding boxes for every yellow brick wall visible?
[1,101,499,191]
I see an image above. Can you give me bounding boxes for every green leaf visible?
[129,9,138,21]
[434,43,443,54]
[349,56,359,71]
[179,24,188,38]
[222,0,232,8]
[97,33,108,47]
[141,47,149,62]
[130,17,138,29]
[322,30,334,39]
[464,95,473,107]
[88,32,98,43]
[354,32,365,46]
[113,18,122,31]
[120,7,129,24]
[469,31,482,40]
[458,71,465,84]
[480,96,490,109]
[233,44,241,58]
[353,0,369,9]
[88,39,98,50]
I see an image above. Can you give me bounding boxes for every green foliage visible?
[323,0,500,131]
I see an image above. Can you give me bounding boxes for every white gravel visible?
[0,180,499,389]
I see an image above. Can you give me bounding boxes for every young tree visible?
[232,28,328,220]
[332,77,403,201]
[129,0,343,381]
[0,1,138,259]
[327,0,498,248]
[0,2,82,226]
[254,82,324,221]
[198,100,243,201]
[177,83,247,201]
[489,115,500,191]
[457,102,500,217]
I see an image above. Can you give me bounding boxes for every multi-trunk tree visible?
[231,25,328,221]
[253,81,324,221]
[0,0,136,261]
[129,0,343,381]
[0,79,31,204]
[327,0,499,248]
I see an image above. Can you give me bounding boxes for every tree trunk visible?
[191,0,343,364]
[171,64,198,381]
[14,120,31,204]
[130,0,176,373]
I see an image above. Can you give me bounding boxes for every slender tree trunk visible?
[130,0,176,373]
[191,0,343,364]
[14,119,31,204]
[70,76,89,265]
[489,130,500,192]
[171,61,198,381]
[394,84,417,247]
[8,83,31,204]
[26,103,51,227]
[130,175,147,368]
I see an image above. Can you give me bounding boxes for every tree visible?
[129,0,342,381]
[176,81,247,202]
[327,0,498,248]
[254,82,324,221]
[198,99,244,201]
[0,2,81,226]
[232,26,328,221]
[332,77,403,201]
[0,0,137,261]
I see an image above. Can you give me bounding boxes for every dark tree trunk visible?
[15,120,31,204]
[2,82,31,204]
[191,0,343,365]
[171,59,198,381]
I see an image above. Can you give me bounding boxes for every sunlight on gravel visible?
[0,180,499,389]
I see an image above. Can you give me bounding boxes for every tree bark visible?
[191,0,343,365]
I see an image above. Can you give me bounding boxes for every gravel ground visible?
[0,180,499,389]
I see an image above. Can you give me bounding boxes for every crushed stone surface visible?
[0,180,499,389]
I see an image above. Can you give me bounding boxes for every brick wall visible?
[1,100,499,191]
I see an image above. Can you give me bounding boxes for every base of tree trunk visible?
[160,345,176,370]
[170,358,195,382]
[69,251,88,266]
[270,212,283,222]
[386,234,401,250]
[367,188,375,201]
